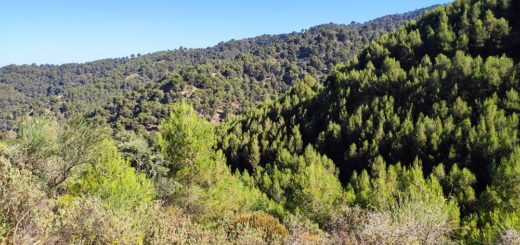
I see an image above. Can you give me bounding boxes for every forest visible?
[1,0,519,244]
[0,7,430,131]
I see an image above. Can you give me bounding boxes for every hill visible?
[3,0,519,243]
[219,0,520,242]
[0,7,433,131]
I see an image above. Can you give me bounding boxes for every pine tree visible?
[158,102,216,211]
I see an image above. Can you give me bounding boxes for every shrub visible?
[227,212,289,244]
[55,196,156,244]
[327,197,457,245]
[0,157,54,244]
[145,205,227,244]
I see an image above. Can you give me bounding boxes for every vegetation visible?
[0,113,284,244]
[219,0,520,243]
[0,7,431,133]
[1,0,519,243]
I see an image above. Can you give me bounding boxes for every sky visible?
[0,0,451,67]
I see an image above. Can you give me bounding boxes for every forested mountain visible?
[1,0,520,244]
[219,0,520,242]
[0,7,431,131]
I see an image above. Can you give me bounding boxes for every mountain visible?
[0,7,433,131]
[219,0,520,242]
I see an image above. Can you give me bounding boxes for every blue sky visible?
[0,0,451,66]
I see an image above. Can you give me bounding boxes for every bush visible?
[145,205,227,244]
[55,196,156,244]
[0,157,54,244]
[497,229,520,245]
[327,198,456,245]
[227,212,289,244]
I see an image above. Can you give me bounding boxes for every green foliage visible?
[114,130,168,177]
[67,139,156,209]
[486,146,520,212]
[253,146,343,227]
[219,0,520,242]
[1,0,520,243]
[3,117,104,192]
[463,146,520,243]
[0,7,433,133]
[158,102,215,183]
[158,103,282,221]
[434,163,477,212]
[346,158,459,227]
[291,146,344,226]
[158,102,219,208]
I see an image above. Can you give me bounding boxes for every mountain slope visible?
[219,0,520,242]
[0,6,434,131]
[1,1,519,243]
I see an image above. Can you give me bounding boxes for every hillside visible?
[0,7,432,131]
[219,0,520,242]
[1,0,519,244]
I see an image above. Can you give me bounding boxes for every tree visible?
[158,103,281,220]
[291,146,344,226]
[59,139,156,244]
[436,10,455,53]
[345,158,460,242]
[463,147,520,243]
[67,139,156,209]
[158,102,215,210]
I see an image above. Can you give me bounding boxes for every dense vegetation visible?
[220,0,520,243]
[0,7,430,132]
[1,0,520,244]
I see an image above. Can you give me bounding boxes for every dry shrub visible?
[283,212,328,245]
[53,196,107,243]
[327,203,456,245]
[227,212,288,244]
[146,205,228,244]
[284,230,324,245]
[228,227,266,245]
[327,207,367,244]
[54,196,156,244]
[497,229,520,245]
[0,158,55,244]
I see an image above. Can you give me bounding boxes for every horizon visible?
[0,0,450,67]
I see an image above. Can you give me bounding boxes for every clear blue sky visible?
[0,0,451,66]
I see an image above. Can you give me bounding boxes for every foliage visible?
[1,0,520,243]
[340,159,459,243]
[54,196,156,244]
[227,212,289,244]
[114,130,168,177]
[219,0,520,242]
[255,145,344,226]
[0,157,54,244]
[0,7,433,134]
[2,117,105,192]
[158,103,282,221]
[66,139,156,210]
[462,146,520,243]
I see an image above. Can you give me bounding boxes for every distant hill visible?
[0,6,435,131]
